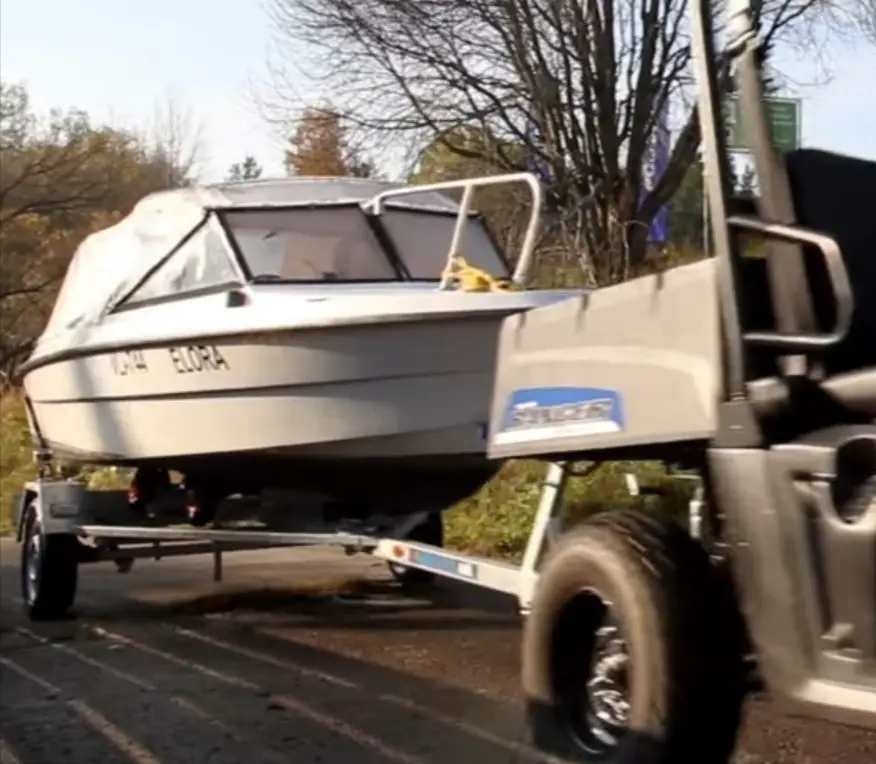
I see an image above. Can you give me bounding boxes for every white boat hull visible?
[23,277,584,512]
[24,314,509,488]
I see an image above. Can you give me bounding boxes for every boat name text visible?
[169,345,230,374]
[111,350,148,376]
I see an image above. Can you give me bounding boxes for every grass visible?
[0,388,129,535]
[0,389,36,535]
[0,390,694,555]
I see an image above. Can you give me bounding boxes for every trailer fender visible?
[13,485,38,542]
[14,480,86,540]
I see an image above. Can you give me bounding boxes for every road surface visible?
[1,538,875,763]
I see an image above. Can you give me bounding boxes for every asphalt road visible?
[1,538,875,764]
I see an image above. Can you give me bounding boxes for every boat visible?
[18,173,585,524]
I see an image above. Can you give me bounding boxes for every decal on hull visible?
[105,345,230,379]
[168,345,230,374]
[493,386,624,445]
[110,350,149,376]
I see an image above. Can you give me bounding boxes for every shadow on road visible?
[1,576,541,764]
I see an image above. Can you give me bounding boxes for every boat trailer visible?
[14,460,694,615]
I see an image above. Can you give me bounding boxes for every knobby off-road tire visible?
[20,504,79,621]
[388,512,445,586]
[522,509,746,764]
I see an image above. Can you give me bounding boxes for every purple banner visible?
[523,116,552,184]
[641,103,671,243]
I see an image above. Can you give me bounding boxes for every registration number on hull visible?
[108,345,231,377]
[110,350,148,376]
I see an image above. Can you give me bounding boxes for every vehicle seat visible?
[741,148,876,427]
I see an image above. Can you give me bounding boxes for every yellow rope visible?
[439,254,520,292]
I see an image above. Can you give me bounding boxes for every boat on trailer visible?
[18,173,584,525]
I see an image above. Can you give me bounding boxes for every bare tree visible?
[263,0,836,283]
[851,0,876,42]
[0,83,208,374]
[142,93,206,187]
[0,82,122,228]
[227,154,264,181]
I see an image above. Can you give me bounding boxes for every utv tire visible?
[20,505,79,622]
[522,510,745,764]
[388,512,444,586]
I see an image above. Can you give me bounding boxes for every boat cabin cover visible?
[41,177,510,341]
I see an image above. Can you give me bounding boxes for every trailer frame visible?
[13,459,690,618]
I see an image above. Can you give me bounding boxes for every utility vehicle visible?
[495,0,876,759]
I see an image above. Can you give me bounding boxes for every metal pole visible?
[702,162,710,256]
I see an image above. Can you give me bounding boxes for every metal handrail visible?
[366,172,544,287]
[728,215,854,351]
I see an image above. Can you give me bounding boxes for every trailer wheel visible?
[388,512,444,586]
[185,488,220,528]
[20,505,79,622]
[188,502,219,528]
[522,510,744,764]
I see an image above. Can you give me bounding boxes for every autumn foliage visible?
[0,81,202,376]
[284,106,375,178]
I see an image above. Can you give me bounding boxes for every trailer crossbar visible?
[76,525,380,550]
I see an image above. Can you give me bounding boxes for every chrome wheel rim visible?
[583,622,630,748]
[554,590,632,757]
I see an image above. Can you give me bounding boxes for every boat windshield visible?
[222,207,398,283]
[222,205,511,284]
[379,209,509,279]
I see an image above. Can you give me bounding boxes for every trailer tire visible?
[20,505,79,622]
[188,503,219,527]
[186,491,220,527]
[522,509,744,764]
[388,512,444,586]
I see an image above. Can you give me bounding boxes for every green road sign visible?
[726,96,801,152]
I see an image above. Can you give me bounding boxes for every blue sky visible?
[2,0,874,184]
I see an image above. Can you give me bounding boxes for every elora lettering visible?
[169,345,230,374]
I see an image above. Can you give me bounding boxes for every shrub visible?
[444,459,696,561]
